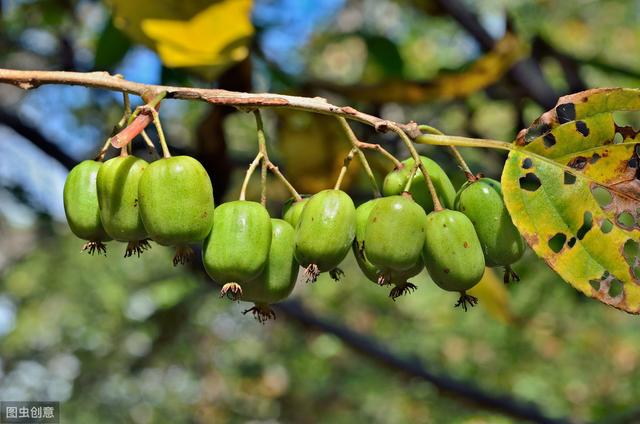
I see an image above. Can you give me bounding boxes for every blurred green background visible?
[2,0,640,423]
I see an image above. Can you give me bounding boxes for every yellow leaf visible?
[108,0,254,79]
[467,268,513,324]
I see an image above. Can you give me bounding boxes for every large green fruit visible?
[294,189,356,282]
[353,198,423,299]
[63,160,111,255]
[242,219,299,322]
[138,156,214,263]
[383,156,456,212]
[97,155,151,257]
[203,201,272,299]
[455,178,525,282]
[364,194,426,274]
[422,209,485,310]
[282,197,308,228]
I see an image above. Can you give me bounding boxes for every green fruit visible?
[63,160,111,255]
[138,156,214,260]
[282,197,308,228]
[353,198,423,299]
[353,199,384,281]
[294,189,356,282]
[364,194,426,274]
[454,178,525,282]
[203,201,272,299]
[422,209,485,310]
[97,155,151,257]
[242,219,299,322]
[383,156,456,212]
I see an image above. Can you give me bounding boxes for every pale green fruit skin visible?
[383,156,456,212]
[63,160,111,241]
[423,210,485,292]
[353,198,423,284]
[97,155,148,241]
[203,201,272,284]
[364,195,426,272]
[454,178,525,266]
[353,199,384,281]
[242,219,299,304]
[294,189,356,271]
[282,197,308,228]
[138,156,214,246]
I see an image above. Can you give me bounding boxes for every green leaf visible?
[94,16,132,70]
[502,88,640,313]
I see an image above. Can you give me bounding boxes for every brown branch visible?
[0,68,420,137]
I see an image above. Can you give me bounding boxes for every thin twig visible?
[252,110,302,201]
[357,140,403,169]
[418,124,476,181]
[334,148,358,190]
[0,69,420,136]
[390,124,443,211]
[336,117,382,197]
[239,153,263,201]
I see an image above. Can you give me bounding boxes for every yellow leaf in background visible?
[467,268,514,324]
[277,111,357,194]
[108,0,254,80]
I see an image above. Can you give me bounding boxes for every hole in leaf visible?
[590,153,601,164]
[556,103,576,124]
[617,211,635,228]
[567,237,577,248]
[564,171,576,185]
[591,186,613,207]
[522,158,533,169]
[601,219,613,233]
[623,239,640,266]
[633,266,640,279]
[543,133,556,148]
[576,121,590,137]
[568,156,588,170]
[548,233,567,253]
[589,279,601,291]
[608,279,623,298]
[577,211,593,240]
[519,173,541,192]
[614,132,624,144]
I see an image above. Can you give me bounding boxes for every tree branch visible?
[275,299,572,424]
[0,108,76,169]
[0,68,420,137]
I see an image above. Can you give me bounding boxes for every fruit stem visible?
[252,110,302,202]
[140,130,159,158]
[356,140,403,169]
[96,91,133,161]
[253,110,269,206]
[403,165,418,192]
[389,124,443,211]
[334,147,357,190]
[418,124,477,182]
[415,133,514,152]
[145,107,171,158]
[239,152,264,201]
[337,117,382,197]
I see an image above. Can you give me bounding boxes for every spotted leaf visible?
[502,88,640,313]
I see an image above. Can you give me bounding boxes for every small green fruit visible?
[364,194,426,275]
[383,156,456,212]
[282,197,308,228]
[422,209,485,311]
[295,189,356,282]
[455,178,525,283]
[353,198,423,299]
[63,160,111,255]
[138,156,214,264]
[242,219,299,322]
[203,201,272,300]
[97,155,150,257]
